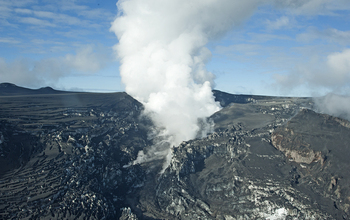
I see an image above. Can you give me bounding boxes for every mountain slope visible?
[0,85,349,219]
[0,90,151,219]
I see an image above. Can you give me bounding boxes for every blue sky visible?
[1,0,350,96]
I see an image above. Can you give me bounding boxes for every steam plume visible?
[110,0,259,167]
[314,93,350,121]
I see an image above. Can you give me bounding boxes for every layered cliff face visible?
[0,85,349,219]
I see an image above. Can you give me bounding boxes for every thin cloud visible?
[33,10,56,18]
[32,10,83,26]
[19,17,56,27]
[273,0,350,15]
[0,1,113,57]
[0,37,20,44]
[215,44,263,57]
[246,33,293,43]
[30,39,64,45]
[0,5,12,19]
[65,45,110,73]
[214,41,299,72]
[78,8,115,20]
[265,16,290,30]
[0,0,36,8]
[3,1,111,30]
[297,27,350,45]
[58,0,89,12]
[0,20,16,29]
[273,48,350,95]
[14,8,32,14]
[0,44,112,88]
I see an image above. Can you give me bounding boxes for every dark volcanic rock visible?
[0,86,349,219]
[0,120,42,174]
[136,98,348,219]
[272,109,350,218]
[0,91,151,219]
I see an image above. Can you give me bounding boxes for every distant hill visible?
[212,89,310,107]
[0,83,72,96]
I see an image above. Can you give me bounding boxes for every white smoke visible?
[314,93,350,121]
[110,0,260,168]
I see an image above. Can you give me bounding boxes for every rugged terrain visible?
[0,83,349,219]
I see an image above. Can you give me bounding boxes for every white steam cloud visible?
[314,93,350,122]
[110,0,260,167]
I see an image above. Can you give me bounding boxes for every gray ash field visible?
[0,83,349,219]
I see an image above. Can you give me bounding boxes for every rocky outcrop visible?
[148,126,336,219]
[271,129,325,164]
[271,109,350,218]
[119,207,138,220]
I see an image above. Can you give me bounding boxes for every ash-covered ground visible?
[0,83,349,219]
